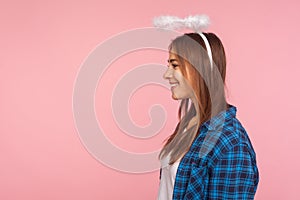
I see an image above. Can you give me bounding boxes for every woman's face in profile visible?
[164,52,194,100]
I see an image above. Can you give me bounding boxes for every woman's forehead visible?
[168,52,177,58]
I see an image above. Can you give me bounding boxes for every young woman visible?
[157,32,259,199]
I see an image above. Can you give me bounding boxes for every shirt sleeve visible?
[207,143,259,200]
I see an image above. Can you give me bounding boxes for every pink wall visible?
[1,0,299,199]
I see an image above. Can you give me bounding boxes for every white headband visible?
[198,32,213,69]
[153,15,213,69]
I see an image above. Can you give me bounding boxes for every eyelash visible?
[168,64,179,68]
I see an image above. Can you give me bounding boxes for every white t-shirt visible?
[157,153,182,200]
[157,127,188,200]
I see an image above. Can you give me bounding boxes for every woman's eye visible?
[166,64,179,69]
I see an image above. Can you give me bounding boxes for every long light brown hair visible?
[159,32,229,164]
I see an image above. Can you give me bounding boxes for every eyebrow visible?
[167,59,178,63]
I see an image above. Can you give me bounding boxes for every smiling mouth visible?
[170,83,179,90]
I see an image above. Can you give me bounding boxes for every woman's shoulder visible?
[190,114,255,166]
[220,116,250,147]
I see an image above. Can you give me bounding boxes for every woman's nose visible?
[163,68,173,80]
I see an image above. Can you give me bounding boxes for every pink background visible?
[1,0,299,199]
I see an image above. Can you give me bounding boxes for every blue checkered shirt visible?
[170,104,259,199]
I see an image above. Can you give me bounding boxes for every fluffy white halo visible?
[152,15,210,32]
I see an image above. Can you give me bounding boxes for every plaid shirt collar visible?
[201,104,237,131]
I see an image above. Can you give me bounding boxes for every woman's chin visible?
[171,93,182,100]
[171,93,178,100]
